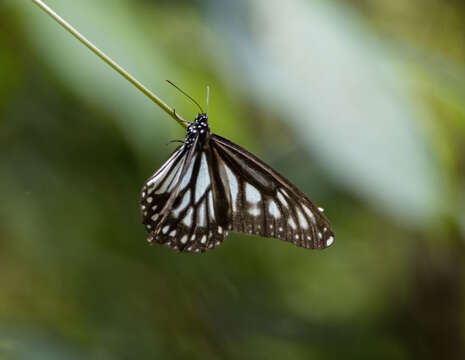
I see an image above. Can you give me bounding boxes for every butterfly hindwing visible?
[141,145,187,232]
[141,143,227,253]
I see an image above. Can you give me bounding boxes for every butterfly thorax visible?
[184,113,210,149]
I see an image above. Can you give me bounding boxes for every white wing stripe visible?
[173,189,190,217]
[288,217,297,230]
[296,208,309,229]
[195,153,210,203]
[302,205,316,224]
[223,164,239,211]
[179,155,196,190]
[156,156,185,194]
[268,200,281,219]
[197,201,206,226]
[277,191,288,208]
[182,207,193,226]
[208,191,215,220]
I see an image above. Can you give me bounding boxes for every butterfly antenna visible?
[206,85,210,114]
[166,80,204,114]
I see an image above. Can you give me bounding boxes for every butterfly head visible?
[194,113,208,125]
[185,113,210,148]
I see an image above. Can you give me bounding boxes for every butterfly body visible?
[141,113,334,253]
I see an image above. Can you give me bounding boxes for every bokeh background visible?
[1,0,465,359]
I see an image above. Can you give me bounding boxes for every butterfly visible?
[140,111,334,253]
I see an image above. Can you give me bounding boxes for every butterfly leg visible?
[166,140,185,146]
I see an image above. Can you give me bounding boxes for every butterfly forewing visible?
[211,134,334,249]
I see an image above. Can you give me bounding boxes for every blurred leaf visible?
[211,0,445,226]
[15,0,184,155]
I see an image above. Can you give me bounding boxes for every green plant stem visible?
[31,0,187,129]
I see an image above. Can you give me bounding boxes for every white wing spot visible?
[268,200,281,219]
[318,232,323,239]
[278,227,283,232]
[190,234,196,241]
[146,224,152,230]
[218,226,223,234]
[183,207,194,227]
[296,208,309,229]
[195,154,210,203]
[288,217,297,230]
[215,241,221,246]
[147,197,153,203]
[152,205,158,211]
[180,235,188,244]
[269,225,273,229]
[201,235,207,244]
[142,191,146,198]
[245,183,261,204]
[151,214,159,222]
[318,207,324,212]
[141,205,146,210]
[162,225,169,234]
[169,230,177,237]
[326,236,334,247]
[248,206,261,216]
[295,234,299,240]
[174,189,190,217]
[224,164,239,211]
[302,206,316,224]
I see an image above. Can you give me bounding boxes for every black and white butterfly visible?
[141,112,334,253]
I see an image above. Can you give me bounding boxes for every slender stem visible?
[31,0,187,129]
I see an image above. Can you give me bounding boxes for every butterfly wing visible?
[210,134,334,249]
[141,140,227,253]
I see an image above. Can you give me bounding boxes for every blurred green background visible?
[1,0,465,359]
